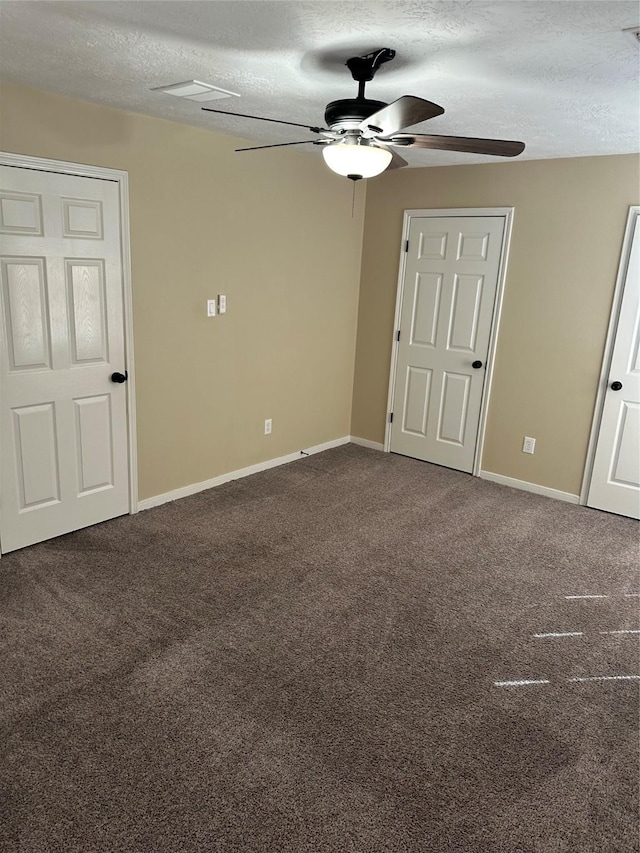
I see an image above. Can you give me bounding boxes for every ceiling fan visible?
[202,48,526,181]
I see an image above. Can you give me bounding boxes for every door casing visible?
[580,205,640,508]
[384,207,514,476]
[0,151,138,556]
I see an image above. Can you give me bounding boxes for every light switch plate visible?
[207,299,216,317]
[218,294,226,314]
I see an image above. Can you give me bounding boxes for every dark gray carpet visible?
[1,444,639,853]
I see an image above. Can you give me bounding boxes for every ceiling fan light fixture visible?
[322,141,392,178]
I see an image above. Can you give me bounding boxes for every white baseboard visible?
[139,442,579,514]
[138,435,351,511]
[478,470,580,504]
[349,435,384,451]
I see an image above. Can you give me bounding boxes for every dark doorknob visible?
[111,371,128,384]
[472,360,483,369]
[610,381,623,391]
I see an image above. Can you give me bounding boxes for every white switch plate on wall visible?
[264,418,272,435]
[523,436,536,454]
[207,299,216,317]
[218,294,226,314]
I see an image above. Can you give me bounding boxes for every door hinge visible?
[404,240,409,253]
[395,330,401,342]
[389,412,394,423]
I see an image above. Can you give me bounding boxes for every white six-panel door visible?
[390,215,506,473]
[587,211,640,519]
[0,164,130,552]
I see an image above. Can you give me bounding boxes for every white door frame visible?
[0,151,138,523]
[384,207,514,476]
[580,205,640,506]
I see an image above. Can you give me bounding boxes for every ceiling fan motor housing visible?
[324,98,388,131]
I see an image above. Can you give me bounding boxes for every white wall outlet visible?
[264,418,272,435]
[218,294,227,314]
[207,299,216,317]
[523,436,536,454]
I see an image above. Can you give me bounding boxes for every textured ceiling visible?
[0,1,638,167]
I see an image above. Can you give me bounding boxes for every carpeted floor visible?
[1,444,638,853]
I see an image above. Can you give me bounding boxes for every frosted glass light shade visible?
[322,142,392,178]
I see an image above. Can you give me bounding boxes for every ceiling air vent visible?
[152,80,239,102]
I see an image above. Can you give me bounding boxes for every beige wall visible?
[0,81,365,500]
[352,154,639,496]
[2,80,637,503]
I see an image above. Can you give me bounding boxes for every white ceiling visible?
[1,1,638,167]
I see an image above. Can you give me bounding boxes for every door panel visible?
[2,258,51,370]
[448,274,484,352]
[588,212,640,518]
[457,230,490,261]
[438,372,470,445]
[0,164,130,552]
[0,190,43,235]
[403,366,431,436]
[74,394,114,494]
[611,403,639,486]
[390,215,505,473]
[12,402,60,508]
[411,273,441,347]
[67,260,108,363]
[419,230,448,259]
[62,197,104,239]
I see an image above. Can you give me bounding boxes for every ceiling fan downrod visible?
[324,48,396,131]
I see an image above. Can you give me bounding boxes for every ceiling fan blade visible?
[203,106,327,134]
[235,140,325,152]
[387,134,525,157]
[360,96,444,137]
